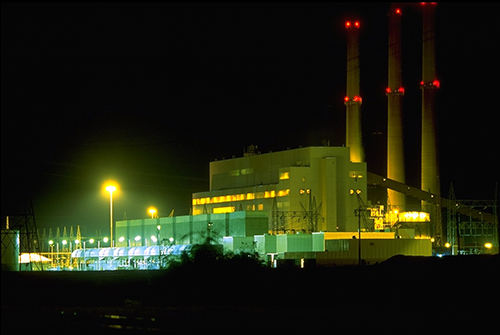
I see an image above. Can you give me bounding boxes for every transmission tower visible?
[1,197,42,271]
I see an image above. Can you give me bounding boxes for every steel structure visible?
[447,184,498,254]
[368,173,498,249]
[1,198,42,270]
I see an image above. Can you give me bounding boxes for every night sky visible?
[2,2,498,236]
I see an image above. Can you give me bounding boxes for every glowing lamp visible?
[345,21,351,28]
[432,79,440,88]
[354,21,360,28]
[395,8,401,15]
[105,185,116,193]
[386,87,391,93]
[148,207,157,219]
[344,96,350,102]
[398,87,405,93]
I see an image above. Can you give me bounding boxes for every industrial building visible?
[192,146,367,233]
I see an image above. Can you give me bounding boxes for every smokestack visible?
[421,2,439,198]
[421,2,442,244]
[345,20,364,163]
[387,4,406,210]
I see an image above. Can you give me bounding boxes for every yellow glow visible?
[102,180,119,196]
[279,171,290,180]
[148,207,157,218]
[399,211,430,222]
[484,242,493,249]
[106,185,116,192]
[213,206,235,214]
[445,242,451,248]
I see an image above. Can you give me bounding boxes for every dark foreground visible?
[2,255,499,333]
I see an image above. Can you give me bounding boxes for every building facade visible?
[192,146,367,233]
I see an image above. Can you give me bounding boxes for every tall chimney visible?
[387,4,406,210]
[421,2,439,198]
[421,2,442,244]
[345,20,364,163]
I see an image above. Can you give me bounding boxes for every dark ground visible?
[2,255,499,333]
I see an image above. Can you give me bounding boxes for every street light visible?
[148,207,157,219]
[105,183,117,247]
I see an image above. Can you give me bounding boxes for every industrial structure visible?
[345,20,364,164]
[1,3,498,272]
[386,4,406,211]
[192,146,367,233]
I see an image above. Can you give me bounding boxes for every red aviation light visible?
[386,87,391,94]
[398,87,405,93]
[432,79,440,88]
[395,8,401,15]
[353,95,362,102]
[344,96,350,102]
[345,21,360,29]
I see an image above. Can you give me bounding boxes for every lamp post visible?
[148,207,157,219]
[106,185,117,247]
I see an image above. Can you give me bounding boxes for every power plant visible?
[1,3,498,272]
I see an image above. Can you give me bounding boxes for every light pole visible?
[106,185,117,247]
[148,207,157,219]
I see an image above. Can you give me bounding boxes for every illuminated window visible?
[278,189,290,197]
[213,206,235,214]
[258,204,264,211]
[246,193,255,200]
[279,172,290,180]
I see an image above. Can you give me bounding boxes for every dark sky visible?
[2,2,498,236]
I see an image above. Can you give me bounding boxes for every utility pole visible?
[355,207,363,266]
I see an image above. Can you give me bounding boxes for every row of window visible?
[192,189,290,206]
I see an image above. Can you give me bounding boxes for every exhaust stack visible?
[387,4,406,210]
[345,20,364,163]
[421,2,439,198]
[421,2,442,244]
